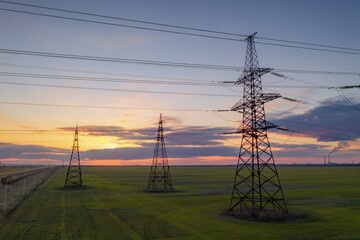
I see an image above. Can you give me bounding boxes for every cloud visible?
[274,99,360,142]
[166,126,234,146]
[0,142,68,160]
[58,125,152,141]
[273,143,328,158]
[83,145,238,161]
[58,125,234,146]
[3,99,359,165]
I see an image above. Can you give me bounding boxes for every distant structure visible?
[147,114,173,192]
[229,33,287,214]
[64,125,83,188]
[324,155,327,165]
[328,152,332,164]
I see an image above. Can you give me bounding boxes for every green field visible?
[0,166,359,240]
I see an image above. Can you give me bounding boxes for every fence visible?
[0,166,58,216]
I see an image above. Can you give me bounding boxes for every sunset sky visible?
[0,0,359,165]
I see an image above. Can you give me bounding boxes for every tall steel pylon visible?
[64,125,83,188]
[147,114,173,192]
[229,33,287,213]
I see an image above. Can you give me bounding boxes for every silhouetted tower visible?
[64,125,83,188]
[229,33,287,213]
[147,114,173,191]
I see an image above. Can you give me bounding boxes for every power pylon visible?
[64,125,83,188]
[229,33,287,213]
[147,114,173,192]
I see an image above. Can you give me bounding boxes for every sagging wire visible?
[336,88,360,112]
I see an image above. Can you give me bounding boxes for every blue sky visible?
[0,0,359,165]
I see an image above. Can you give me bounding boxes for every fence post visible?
[4,180,7,213]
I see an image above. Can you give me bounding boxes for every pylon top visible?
[159,113,166,125]
[245,32,258,41]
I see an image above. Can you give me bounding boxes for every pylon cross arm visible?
[234,68,273,85]
[261,93,282,103]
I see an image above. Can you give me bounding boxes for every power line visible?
[213,106,360,135]
[1,1,359,53]
[1,79,356,114]
[278,127,357,142]
[0,81,240,97]
[0,1,246,38]
[0,48,242,71]
[0,62,215,83]
[276,118,360,135]
[4,102,357,139]
[255,36,360,52]
[255,41,360,55]
[1,48,360,75]
[0,128,226,136]
[336,88,360,112]
[0,101,214,112]
[1,100,356,137]
[2,71,349,89]
[269,136,328,147]
[0,71,225,87]
[0,7,246,43]
[266,88,360,114]
[270,68,360,76]
[0,125,356,142]
[224,124,356,142]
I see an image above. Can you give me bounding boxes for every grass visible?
[0,166,359,239]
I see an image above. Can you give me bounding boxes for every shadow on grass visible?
[219,208,310,223]
[56,185,94,190]
[143,188,181,193]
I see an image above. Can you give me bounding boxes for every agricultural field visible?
[0,166,359,240]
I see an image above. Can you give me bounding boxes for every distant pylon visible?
[147,114,173,191]
[229,33,287,213]
[64,125,83,188]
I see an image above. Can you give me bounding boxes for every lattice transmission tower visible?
[229,33,287,213]
[64,125,83,188]
[147,114,173,192]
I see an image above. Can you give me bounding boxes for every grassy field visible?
[0,166,359,239]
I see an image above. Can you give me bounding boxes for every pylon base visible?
[145,188,177,193]
[227,208,304,222]
[59,185,92,190]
